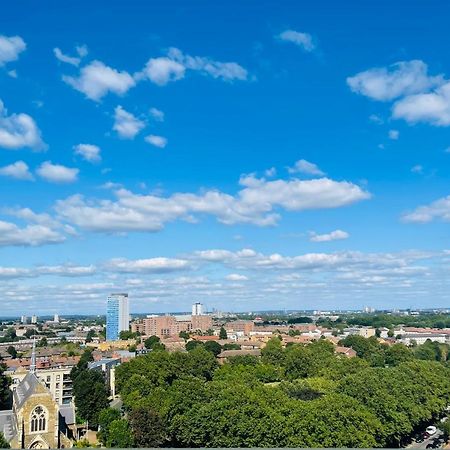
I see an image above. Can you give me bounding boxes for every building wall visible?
[132,315,212,338]
[106,294,129,341]
[10,368,73,405]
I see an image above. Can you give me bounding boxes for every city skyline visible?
[1,0,450,315]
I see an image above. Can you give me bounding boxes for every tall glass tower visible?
[106,293,129,341]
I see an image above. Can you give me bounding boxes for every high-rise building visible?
[31,315,38,324]
[106,293,129,341]
[192,302,204,316]
[53,314,59,323]
[20,315,27,324]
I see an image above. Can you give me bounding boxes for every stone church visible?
[0,344,75,448]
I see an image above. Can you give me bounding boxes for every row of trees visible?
[111,337,450,447]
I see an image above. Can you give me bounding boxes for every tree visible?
[85,330,96,343]
[37,337,47,347]
[72,369,109,428]
[0,364,11,409]
[129,407,166,447]
[179,331,190,340]
[219,327,227,339]
[70,348,94,381]
[6,346,17,359]
[0,433,9,449]
[119,330,139,340]
[106,419,134,448]
[144,335,161,350]
[185,340,203,352]
[204,341,222,357]
[261,337,284,366]
[97,408,121,445]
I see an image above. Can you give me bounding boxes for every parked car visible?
[426,426,437,436]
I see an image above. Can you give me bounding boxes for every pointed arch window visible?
[30,406,47,432]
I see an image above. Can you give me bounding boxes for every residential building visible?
[106,293,129,341]
[131,314,212,338]
[192,302,204,316]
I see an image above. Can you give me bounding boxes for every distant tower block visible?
[106,293,130,341]
[192,302,204,316]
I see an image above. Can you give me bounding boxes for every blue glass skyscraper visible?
[106,293,129,341]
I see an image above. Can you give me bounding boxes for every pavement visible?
[408,430,445,449]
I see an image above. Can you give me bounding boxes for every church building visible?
[0,342,75,448]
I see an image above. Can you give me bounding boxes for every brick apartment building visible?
[131,314,213,338]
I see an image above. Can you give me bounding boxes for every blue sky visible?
[0,0,449,315]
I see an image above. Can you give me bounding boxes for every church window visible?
[30,406,47,432]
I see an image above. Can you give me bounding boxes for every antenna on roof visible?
[30,336,36,375]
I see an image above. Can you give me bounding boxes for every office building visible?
[192,302,204,316]
[106,293,129,341]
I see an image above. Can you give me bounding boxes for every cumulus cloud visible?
[309,229,349,242]
[36,161,79,183]
[149,107,164,122]
[288,159,325,176]
[402,195,450,223]
[145,134,167,148]
[392,82,450,126]
[411,164,423,174]
[347,60,443,101]
[388,129,399,140]
[0,100,46,150]
[73,143,101,163]
[140,47,248,86]
[113,106,145,139]
[105,257,191,273]
[0,35,26,66]
[54,172,370,233]
[0,161,34,180]
[0,220,65,247]
[277,30,315,52]
[225,273,248,281]
[63,60,136,101]
[53,45,88,66]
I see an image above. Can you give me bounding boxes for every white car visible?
[426,426,437,436]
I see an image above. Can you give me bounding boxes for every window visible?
[56,375,60,381]
[30,406,47,432]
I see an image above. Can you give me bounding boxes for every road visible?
[408,430,445,449]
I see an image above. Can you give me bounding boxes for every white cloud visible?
[0,35,26,66]
[309,229,349,242]
[140,47,247,86]
[149,107,164,122]
[36,161,79,184]
[392,82,450,126]
[411,165,423,174]
[113,106,145,139]
[0,100,46,150]
[105,257,191,273]
[142,57,186,86]
[288,159,325,176]
[0,161,34,180]
[347,60,443,101]
[54,47,81,66]
[8,69,17,78]
[74,143,101,163]
[277,30,315,52]
[0,220,65,247]
[145,134,167,148]
[63,60,136,101]
[54,172,370,233]
[402,195,450,223]
[225,273,248,281]
[369,114,384,124]
[388,129,399,140]
[264,167,276,177]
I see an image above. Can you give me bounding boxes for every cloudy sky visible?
[0,0,449,316]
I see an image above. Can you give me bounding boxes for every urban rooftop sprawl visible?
[0,297,449,448]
